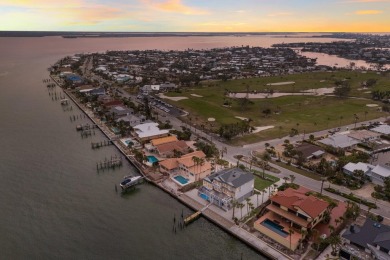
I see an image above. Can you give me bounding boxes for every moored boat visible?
[120,175,142,190]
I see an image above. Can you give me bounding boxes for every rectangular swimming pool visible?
[261,219,289,238]
[174,175,189,185]
[147,155,159,164]
[199,193,209,201]
[111,127,120,134]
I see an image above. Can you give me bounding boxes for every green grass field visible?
[164,70,388,145]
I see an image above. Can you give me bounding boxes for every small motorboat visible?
[120,175,143,190]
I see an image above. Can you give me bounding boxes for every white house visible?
[133,122,170,142]
[343,162,390,186]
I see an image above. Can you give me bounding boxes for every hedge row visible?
[324,187,377,209]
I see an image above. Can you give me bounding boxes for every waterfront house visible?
[343,162,390,186]
[253,187,329,251]
[341,219,390,259]
[371,125,390,135]
[145,136,190,157]
[102,99,124,109]
[155,141,190,158]
[107,106,134,119]
[319,134,360,151]
[78,86,106,96]
[65,74,83,85]
[198,168,254,211]
[116,114,143,127]
[347,130,381,143]
[150,136,178,147]
[133,122,170,143]
[159,151,212,184]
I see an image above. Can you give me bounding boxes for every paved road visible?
[88,66,390,219]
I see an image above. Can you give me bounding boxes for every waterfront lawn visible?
[254,177,274,191]
[253,172,280,191]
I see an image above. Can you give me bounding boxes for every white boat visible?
[120,175,142,190]
[60,98,69,105]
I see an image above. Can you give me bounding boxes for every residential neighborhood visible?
[48,43,390,260]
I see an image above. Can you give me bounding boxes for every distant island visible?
[0,31,339,38]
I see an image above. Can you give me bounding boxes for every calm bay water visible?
[0,35,352,259]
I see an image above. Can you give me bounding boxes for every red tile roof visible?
[271,187,329,218]
[156,140,189,154]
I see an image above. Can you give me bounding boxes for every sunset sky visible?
[0,0,389,32]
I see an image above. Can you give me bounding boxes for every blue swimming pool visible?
[261,219,289,238]
[174,175,189,185]
[147,155,159,164]
[200,193,209,201]
[111,127,120,134]
[125,140,134,146]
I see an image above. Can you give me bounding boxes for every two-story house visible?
[198,168,254,211]
[341,219,390,260]
[254,187,329,251]
[159,151,212,184]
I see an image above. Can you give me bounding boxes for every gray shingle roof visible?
[343,218,390,251]
[205,168,254,188]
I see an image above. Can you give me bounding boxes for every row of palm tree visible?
[191,156,205,181]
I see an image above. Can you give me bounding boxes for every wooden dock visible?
[91,140,112,149]
[96,156,122,171]
[184,203,211,225]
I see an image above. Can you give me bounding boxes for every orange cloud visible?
[267,12,293,17]
[355,9,383,14]
[142,0,209,15]
[58,6,125,25]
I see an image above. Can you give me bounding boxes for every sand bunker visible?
[159,93,188,101]
[235,116,249,121]
[252,126,274,133]
[320,80,326,83]
[229,87,335,99]
[266,81,295,86]
[366,104,379,107]
[191,94,203,97]
[208,118,216,122]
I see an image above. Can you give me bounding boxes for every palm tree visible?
[198,158,205,181]
[249,156,257,171]
[192,156,200,179]
[254,190,260,207]
[236,155,243,168]
[289,174,296,184]
[312,228,320,251]
[231,199,238,220]
[329,225,335,235]
[327,234,341,256]
[335,218,340,228]
[245,197,251,213]
[289,228,295,250]
[239,203,245,220]
[220,146,227,159]
[299,229,308,250]
[262,189,267,204]
[283,176,289,183]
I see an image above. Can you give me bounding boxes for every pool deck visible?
[51,75,292,260]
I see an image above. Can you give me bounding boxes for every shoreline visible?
[50,74,290,260]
